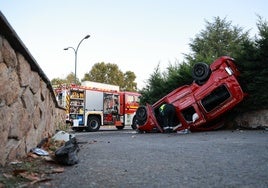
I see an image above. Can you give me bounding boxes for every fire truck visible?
[55,81,141,132]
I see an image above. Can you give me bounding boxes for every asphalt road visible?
[46,127,268,188]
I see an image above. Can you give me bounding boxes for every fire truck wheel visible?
[192,62,211,83]
[86,116,101,132]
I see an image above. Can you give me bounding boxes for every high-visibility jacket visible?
[159,104,166,115]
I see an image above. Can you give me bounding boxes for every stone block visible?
[0,62,20,106]
[17,53,31,87]
[21,87,34,114]
[2,39,17,69]
[0,36,3,63]
[30,71,40,94]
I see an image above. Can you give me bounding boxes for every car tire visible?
[136,106,147,125]
[192,62,211,83]
[131,115,138,130]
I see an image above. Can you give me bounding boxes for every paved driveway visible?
[48,127,268,188]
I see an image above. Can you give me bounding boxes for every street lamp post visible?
[64,34,90,84]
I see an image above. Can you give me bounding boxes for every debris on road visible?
[55,136,80,166]
[53,130,75,142]
[30,147,49,156]
[0,132,79,187]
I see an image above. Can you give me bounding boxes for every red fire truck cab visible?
[136,56,246,133]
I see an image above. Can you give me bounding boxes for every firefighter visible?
[159,103,176,132]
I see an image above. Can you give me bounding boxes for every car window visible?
[201,85,231,112]
[182,106,196,122]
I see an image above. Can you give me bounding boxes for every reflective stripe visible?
[159,104,166,112]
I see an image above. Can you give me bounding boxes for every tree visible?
[51,77,65,86]
[66,72,80,85]
[185,17,250,64]
[51,72,80,86]
[140,64,166,104]
[164,61,193,91]
[122,71,137,91]
[254,16,268,109]
[236,16,268,111]
[256,16,268,62]
[82,62,138,91]
[139,60,194,105]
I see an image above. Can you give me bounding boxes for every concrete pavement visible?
[46,128,268,188]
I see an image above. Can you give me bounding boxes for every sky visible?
[1,0,268,89]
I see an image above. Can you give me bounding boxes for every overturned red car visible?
[136,56,246,133]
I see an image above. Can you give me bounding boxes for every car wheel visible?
[86,116,101,132]
[192,62,211,82]
[136,106,147,125]
[131,115,138,130]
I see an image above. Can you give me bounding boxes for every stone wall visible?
[0,12,65,166]
[234,109,268,129]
